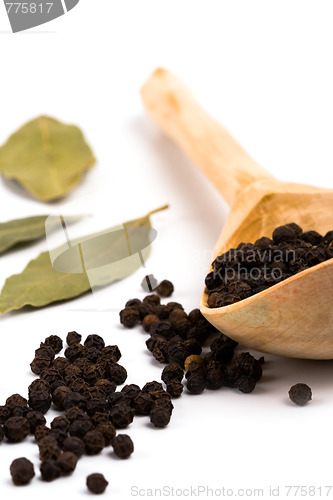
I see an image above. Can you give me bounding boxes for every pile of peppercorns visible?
[0,278,312,492]
[205,223,333,307]
[1,331,151,492]
[119,279,264,396]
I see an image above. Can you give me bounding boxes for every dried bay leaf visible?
[0,215,82,255]
[0,205,168,314]
[0,116,96,201]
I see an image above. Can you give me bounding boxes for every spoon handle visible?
[142,68,274,206]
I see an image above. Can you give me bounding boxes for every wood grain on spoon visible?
[141,68,333,359]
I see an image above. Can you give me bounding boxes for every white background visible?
[0,1,333,498]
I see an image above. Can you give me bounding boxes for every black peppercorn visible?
[51,416,70,432]
[51,356,70,372]
[234,352,263,382]
[69,419,94,439]
[91,411,110,426]
[83,430,105,454]
[40,368,62,384]
[86,398,108,416]
[66,331,82,346]
[50,428,67,447]
[86,473,109,494]
[29,378,51,395]
[63,392,87,411]
[0,405,11,424]
[138,301,156,320]
[26,410,46,433]
[121,384,141,402]
[63,436,85,457]
[34,424,50,441]
[119,307,141,328]
[64,344,85,362]
[56,451,78,474]
[142,381,164,393]
[10,457,35,485]
[152,342,170,364]
[288,383,312,405]
[84,347,102,363]
[236,375,257,393]
[84,334,105,350]
[109,403,134,429]
[4,416,30,442]
[106,363,127,385]
[143,294,161,306]
[109,392,128,408]
[40,460,61,482]
[6,393,28,410]
[166,380,183,398]
[35,345,55,360]
[150,405,172,427]
[125,298,142,309]
[205,361,226,390]
[133,392,154,415]
[28,390,52,414]
[142,314,159,332]
[93,379,116,397]
[112,434,134,459]
[52,386,72,410]
[101,345,121,363]
[161,363,184,384]
[95,422,116,446]
[155,279,174,297]
[149,320,174,340]
[30,356,52,375]
[38,435,62,461]
[186,374,206,395]
[43,335,63,353]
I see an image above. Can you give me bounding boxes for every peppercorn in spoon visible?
[141,68,333,359]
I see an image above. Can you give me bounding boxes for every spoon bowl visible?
[142,69,333,359]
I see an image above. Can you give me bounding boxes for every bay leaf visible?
[0,215,82,255]
[0,116,96,201]
[0,205,168,314]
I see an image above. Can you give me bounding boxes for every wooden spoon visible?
[141,68,333,359]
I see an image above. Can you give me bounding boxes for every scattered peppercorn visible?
[0,283,270,494]
[142,313,159,332]
[10,457,35,485]
[156,279,174,297]
[288,383,312,406]
[43,335,63,353]
[28,390,51,414]
[150,404,172,427]
[40,460,61,482]
[112,434,134,459]
[63,436,85,457]
[86,473,109,494]
[56,451,78,474]
[166,380,183,398]
[4,416,30,442]
[83,430,105,455]
[119,307,140,328]
[109,403,134,429]
[66,331,82,346]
